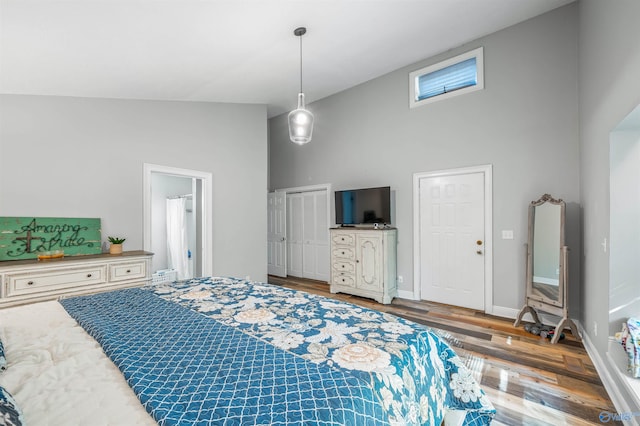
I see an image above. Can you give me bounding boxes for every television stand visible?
[329,228,397,304]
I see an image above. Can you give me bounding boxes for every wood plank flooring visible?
[267,275,622,426]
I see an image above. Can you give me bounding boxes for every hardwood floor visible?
[268,275,622,426]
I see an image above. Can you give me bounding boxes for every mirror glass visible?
[531,202,562,305]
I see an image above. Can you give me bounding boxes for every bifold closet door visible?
[286,191,329,281]
[302,191,329,282]
[287,194,304,277]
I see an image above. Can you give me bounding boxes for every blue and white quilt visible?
[61,277,495,425]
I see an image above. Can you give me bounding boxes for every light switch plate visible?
[502,230,514,239]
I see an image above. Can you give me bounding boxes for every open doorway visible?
[608,103,640,407]
[143,163,213,280]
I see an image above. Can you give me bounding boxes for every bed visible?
[0,276,495,425]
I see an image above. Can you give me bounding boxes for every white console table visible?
[0,250,153,308]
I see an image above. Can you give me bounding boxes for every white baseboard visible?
[397,289,417,300]
[490,305,564,328]
[490,305,520,319]
[397,299,570,330]
[576,321,639,425]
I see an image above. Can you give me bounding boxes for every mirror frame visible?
[515,193,579,344]
[526,193,566,308]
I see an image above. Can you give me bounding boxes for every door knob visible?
[476,240,483,245]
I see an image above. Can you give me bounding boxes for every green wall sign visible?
[0,217,102,261]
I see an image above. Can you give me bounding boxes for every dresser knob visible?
[126,269,131,273]
[87,273,92,278]
[27,280,34,285]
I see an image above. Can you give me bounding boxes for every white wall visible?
[269,4,580,314]
[0,95,269,281]
[579,0,640,412]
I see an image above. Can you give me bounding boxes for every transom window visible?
[409,47,484,108]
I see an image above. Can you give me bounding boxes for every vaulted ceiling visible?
[0,0,573,117]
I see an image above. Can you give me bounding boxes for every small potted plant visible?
[108,236,126,255]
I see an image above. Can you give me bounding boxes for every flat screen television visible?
[335,186,391,225]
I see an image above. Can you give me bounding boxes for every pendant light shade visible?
[288,93,314,144]
[288,27,314,145]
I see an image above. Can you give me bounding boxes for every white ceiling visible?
[0,0,573,118]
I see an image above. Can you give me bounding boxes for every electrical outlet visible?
[593,321,598,337]
[502,230,514,240]
[397,276,403,284]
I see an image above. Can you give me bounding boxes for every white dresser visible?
[329,228,397,304]
[0,251,153,308]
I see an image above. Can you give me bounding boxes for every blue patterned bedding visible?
[61,277,495,425]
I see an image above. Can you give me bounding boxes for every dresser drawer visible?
[332,247,355,260]
[6,266,107,297]
[332,273,355,287]
[332,233,355,246]
[332,261,355,274]
[109,261,147,282]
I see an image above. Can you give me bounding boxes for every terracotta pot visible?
[109,243,123,255]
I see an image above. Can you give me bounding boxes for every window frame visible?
[409,46,484,108]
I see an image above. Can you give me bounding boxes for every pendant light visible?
[288,27,314,145]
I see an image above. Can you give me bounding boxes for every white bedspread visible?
[0,301,156,426]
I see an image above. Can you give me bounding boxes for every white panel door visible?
[267,192,287,277]
[313,192,330,282]
[302,191,330,281]
[419,172,485,309]
[302,193,316,278]
[287,194,303,277]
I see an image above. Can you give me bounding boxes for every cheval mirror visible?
[514,194,580,344]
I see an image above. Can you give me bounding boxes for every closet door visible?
[302,191,330,281]
[267,191,287,277]
[287,194,304,277]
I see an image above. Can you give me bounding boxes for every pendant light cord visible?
[299,33,303,94]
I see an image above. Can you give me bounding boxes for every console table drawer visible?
[109,261,146,282]
[6,266,107,296]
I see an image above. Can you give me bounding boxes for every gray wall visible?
[269,4,580,313]
[0,95,268,281]
[579,0,640,411]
